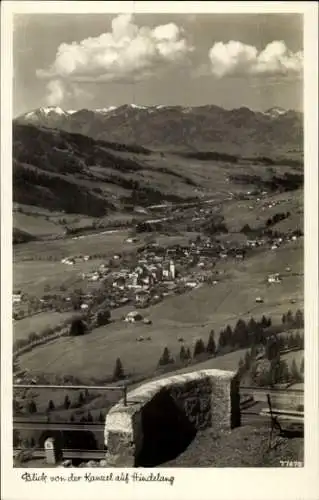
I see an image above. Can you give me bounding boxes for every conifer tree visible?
[47,399,55,412]
[193,338,206,358]
[206,330,216,355]
[179,344,186,362]
[286,310,293,325]
[78,391,85,405]
[27,400,37,414]
[63,395,71,410]
[113,357,125,380]
[248,317,257,334]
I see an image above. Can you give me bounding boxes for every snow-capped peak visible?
[95,106,118,114]
[263,107,287,118]
[39,106,66,116]
[129,104,148,110]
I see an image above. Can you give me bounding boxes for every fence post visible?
[123,384,127,406]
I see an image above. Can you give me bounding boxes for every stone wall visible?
[104,369,240,467]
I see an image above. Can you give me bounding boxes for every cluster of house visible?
[78,240,229,310]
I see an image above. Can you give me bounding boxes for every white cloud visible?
[46,79,65,106]
[37,14,193,105]
[208,40,303,78]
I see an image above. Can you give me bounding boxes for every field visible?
[13,311,75,341]
[17,239,303,381]
[13,212,65,237]
[13,258,107,297]
[222,188,303,232]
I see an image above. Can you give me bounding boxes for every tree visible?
[98,411,104,423]
[295,332,303,349]
[260,315,269,329]
[218,329,226,349]
[287,333,295,349]
[69,413,75,422]
[185,347,192,361]
[224,325,233,346]
[240,224,252,234]
[78,392,85,405]
[206,330,216,355]
[69,318,86,336]
[28,332,39,343]
[248,317,257,334]
[95,309,111,327]
[294,309,304,328]
[179,345,187,362]
[158,347,173,366]
[13,430,21,448]
[30,437,36,448]
[193,338,206,358]
[113,357,125,380]
[63,395,71,410]
[286,310,294,325]
[27,400,37,414]
[291,359,301,382]
[266,338,280,361]
[47,399,55,412]
[244,350,252,370]
[300,356,304,375]
[87,411,93,423]
[233,319,248,348]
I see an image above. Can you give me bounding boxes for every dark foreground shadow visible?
[280,423,304,439]
[135,390,197,467]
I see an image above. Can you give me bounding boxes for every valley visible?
[12,107,304,454]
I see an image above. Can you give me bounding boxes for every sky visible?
[13,13,303,116]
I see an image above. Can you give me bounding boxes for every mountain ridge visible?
[14,104,303,157]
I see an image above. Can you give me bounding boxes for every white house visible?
[13,293,22,304]
[125,311,143,323]
[268,273,281,283]
[169,260,176,280]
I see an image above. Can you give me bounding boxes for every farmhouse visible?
[13,293,22,304]
[135,290,149,304]
[112,276,126,289]
[268,273,281,283]
[125,311,143,323]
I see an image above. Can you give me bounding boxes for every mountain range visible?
[15,104,303,157]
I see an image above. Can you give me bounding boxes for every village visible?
[13,224,301,330]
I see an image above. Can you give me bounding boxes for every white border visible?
[1,2,318,500]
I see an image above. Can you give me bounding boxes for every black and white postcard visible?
[1,2,318,500]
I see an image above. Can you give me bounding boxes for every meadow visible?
[13,311,75,342]
[17,239,303,381]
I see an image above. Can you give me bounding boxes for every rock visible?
[87,460,98,467]
[62,460,72,467]
[99,459,108,467]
